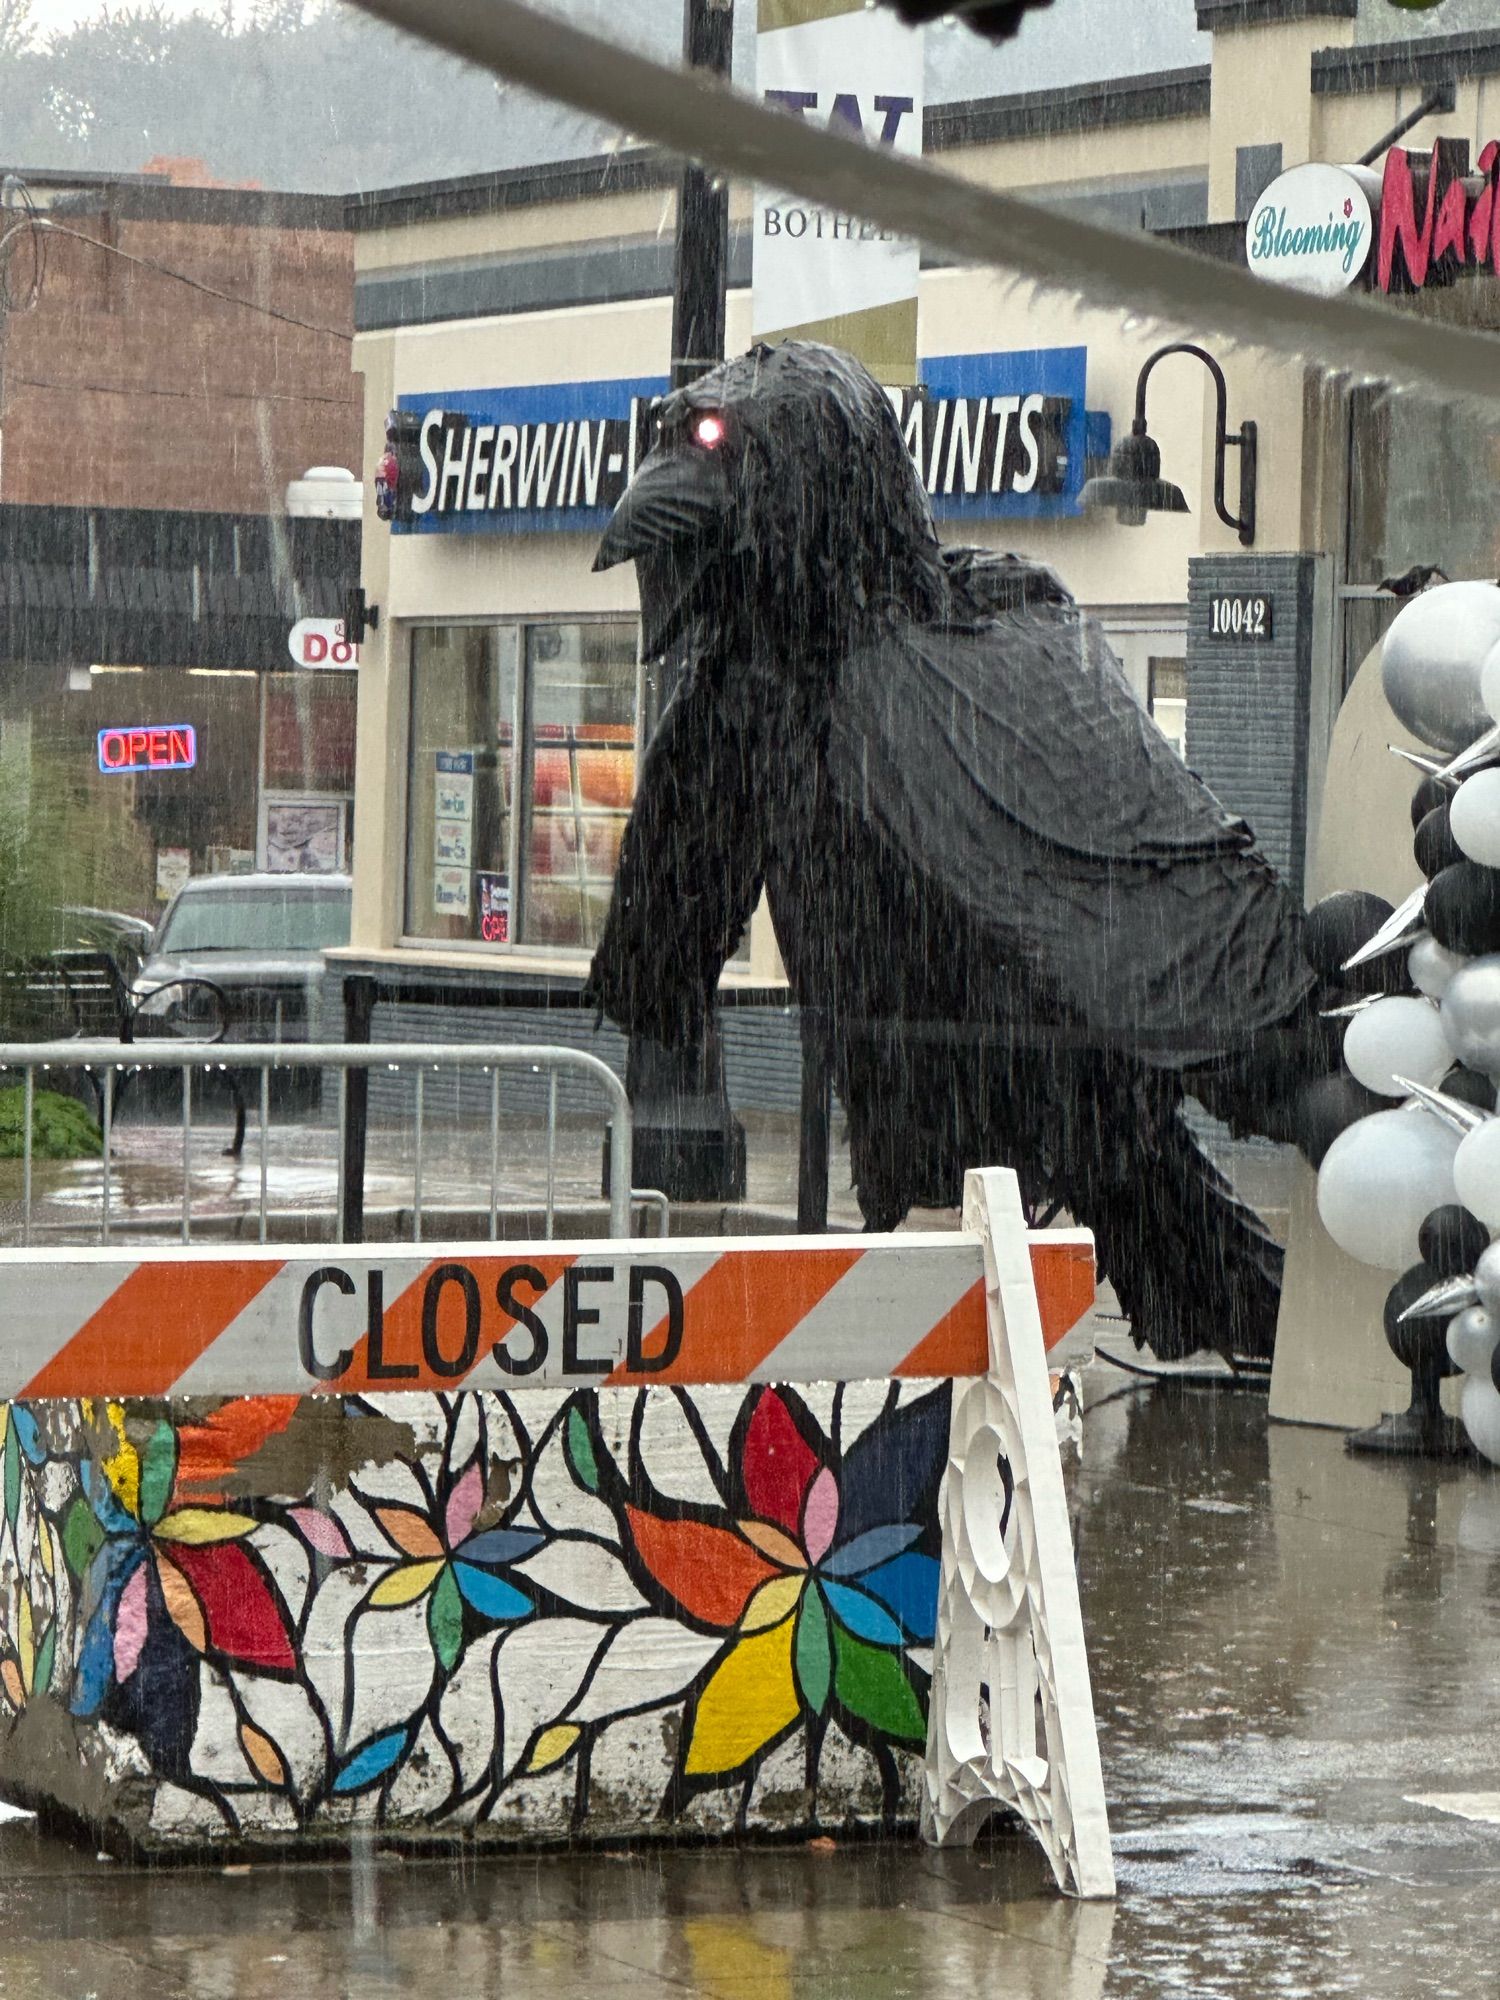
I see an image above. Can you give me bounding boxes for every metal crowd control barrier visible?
[0,1040,636,1246]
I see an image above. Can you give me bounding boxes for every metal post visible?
[340,974,375,1243]
[20,1066,32,1248]
[797,1005,831,1235]
[670,0,734,390]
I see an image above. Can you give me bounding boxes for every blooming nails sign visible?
[1246,163,1375,295]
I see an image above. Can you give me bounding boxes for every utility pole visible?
[622,0,748,1209]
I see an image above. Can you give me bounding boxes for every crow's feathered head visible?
[595,340,945,663]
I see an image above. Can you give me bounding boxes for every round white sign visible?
[288,617,359,669]
[1246,163,1375,296]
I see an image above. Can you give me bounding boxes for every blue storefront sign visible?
[393,348,1107,537]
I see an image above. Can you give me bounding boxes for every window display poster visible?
[434,818,471,867]
[266,800,343,873]
[435,749,474,822]
[476,871,510,944]
[155,846,191,903]
[433,865,470,914]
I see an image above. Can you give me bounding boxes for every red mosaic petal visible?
[625,1508,778,1629]
[164,1539,296,1673]
[741,1391,819,1537]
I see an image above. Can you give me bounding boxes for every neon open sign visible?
[96,724,197,774]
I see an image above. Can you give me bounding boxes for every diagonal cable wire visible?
[343,0,1500,405]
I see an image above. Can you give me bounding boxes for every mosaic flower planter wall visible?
[0,1379,958,1849]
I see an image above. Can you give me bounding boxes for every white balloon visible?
[1342,996,1452,1097]
[1481,636,1500,722]
[1477,1241,1500,1316]
[1383,582,1500,752]
[1447,1304,1499,1375]
[1439,955,1500,1077]
[1316,1109,1460,1269]
[1450,769,1500,869]
[1409,936,1467,1001]
[1454,1119,1500,1228]
[1462,1373,1500,1466]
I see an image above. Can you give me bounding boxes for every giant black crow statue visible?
[586,342,1317,1361]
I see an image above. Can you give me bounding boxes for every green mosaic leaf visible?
[795,1585,832,1714]
[831,1621,927,1743]
[63,1496,105,1580]
[565,1404,600,1494]
[138,1421,177,1528]
[33,1621,55,1700]
[427,1562,464,1674]
[3,1424,18,1532]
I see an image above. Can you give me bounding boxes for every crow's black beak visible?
[593,442,731,573]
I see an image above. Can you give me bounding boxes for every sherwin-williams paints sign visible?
[752,0,924,385]
[394,348,1104,536]
[1246,163,1375,295]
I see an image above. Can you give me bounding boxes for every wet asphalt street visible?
[4,1380,1500,1997]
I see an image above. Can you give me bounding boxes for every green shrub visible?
[0,1085,102,1159]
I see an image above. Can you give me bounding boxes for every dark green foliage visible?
[0,1084,102,1160]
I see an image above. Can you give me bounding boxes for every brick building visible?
[0,167,362,910]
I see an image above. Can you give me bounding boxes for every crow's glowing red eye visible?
[693,414,726,449]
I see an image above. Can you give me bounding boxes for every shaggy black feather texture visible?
[587,342,1317,1361]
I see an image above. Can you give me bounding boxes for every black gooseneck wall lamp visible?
[1082,341,1258,548]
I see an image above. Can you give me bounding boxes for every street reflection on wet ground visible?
[5,1383,1500,1997]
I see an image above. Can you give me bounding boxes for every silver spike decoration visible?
[1342,884,1429,972]
[1437,721,1500,784]
[1399,1274,1480,1322]
[1388,745,1446,777]
[1393,1075,1491,1136]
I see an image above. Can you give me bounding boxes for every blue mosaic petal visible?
[332,1726,409,1795]
[80,1461,135,1536]
[821,1522,922,1577]
[858,1552,940,1643]
[453,1562,533,1623]
[822,1580,905,1647]
[835,1386,951,1545]
[456,1527,545,1566]
[69,1547,142,1722]
[10,1407,43,1465]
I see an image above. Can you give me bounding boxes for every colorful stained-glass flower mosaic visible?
[0,1381,950,1841]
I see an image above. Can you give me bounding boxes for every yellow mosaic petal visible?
[685,1617,800,1777]
[369,1560,443,1609]
[527,1725,581,1773]
[37,1526,53,1579]
[102,1401,140,1518]
[740,1573,805,1634]
[153,1509,259,1546]
[17,1593,32,1698]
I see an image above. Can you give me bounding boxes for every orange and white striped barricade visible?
[0,1166,1111,1893]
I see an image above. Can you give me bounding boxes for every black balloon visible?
[1425,863,1500,955]
[1417,1204,1490,1279]
[1440,1064,1498,1113]
[1410,772,1455,830]
[1384,1262,1461,1376]
[1301,890,1396,982]
[1290,1072,1386,1167]
[1414,806,1465,880]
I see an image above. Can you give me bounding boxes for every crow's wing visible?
[827,603,1313,1061]
[586,661,765,1047]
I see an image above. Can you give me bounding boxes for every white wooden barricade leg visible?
[922,1167,1116,1899]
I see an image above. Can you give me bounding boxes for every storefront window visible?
[405,624,518,942]
[1148,656,1187,757]
[1343,384,1500,693]
[519,623,637,949]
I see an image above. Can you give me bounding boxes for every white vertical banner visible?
[753,0,924,385]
